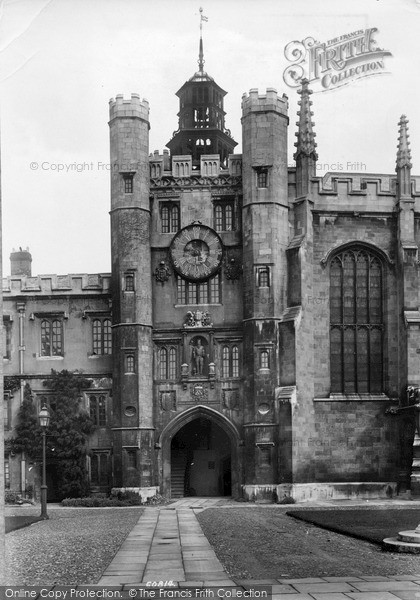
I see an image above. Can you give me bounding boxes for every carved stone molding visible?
[154,260,171,283]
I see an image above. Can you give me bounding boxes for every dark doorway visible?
[170,417,231,498]
[46,463,61,502]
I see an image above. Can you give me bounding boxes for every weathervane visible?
[198,7,208,72]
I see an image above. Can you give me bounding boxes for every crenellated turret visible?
[109,93,155,491]
[241,87,289,488]
[294,78,318,197]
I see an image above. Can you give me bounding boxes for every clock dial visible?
[170,225,223,281]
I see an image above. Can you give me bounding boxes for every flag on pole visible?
[199,7,208,22]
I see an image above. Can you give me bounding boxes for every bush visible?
[60,491,170,507]
[278,495,296,505]
[110,489,142,504]
[61,494,142,507]
[5,490,22,504]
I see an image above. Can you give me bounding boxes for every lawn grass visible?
[5,515,44,534]
[287,508,420,545]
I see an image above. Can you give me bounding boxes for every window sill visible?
[174,303,222,308]
[314,393,396,402]
[36,355,64,360]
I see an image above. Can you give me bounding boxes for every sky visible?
[1,0,420,276]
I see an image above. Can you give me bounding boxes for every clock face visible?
[170,224,223,281]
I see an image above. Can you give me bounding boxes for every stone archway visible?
[159,405,242,499]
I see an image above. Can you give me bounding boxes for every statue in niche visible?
[191,337,206,376]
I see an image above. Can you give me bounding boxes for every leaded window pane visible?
[215,205,223,231]
[170,205,179,232]
[232,346,239,378]
[330,258,342,324]
[125,274,134,291]
[260,350,269,369]
[98,396,106,426]
[52,320,62,356]
[222,346,230,377]
[126,355,135,373]
[330,327,343,393]
[225,204,233,231]
[177,277,186,304]
[162,206,169,233]
[209,275,220,303]
[343,253,355,324]
[169,348,177,379]
[159,348,167,379]
[343,327,356,393]
[258,268,270,288]
[93,320,101,354]
[41,320,51,356]
[103,320,112,354]
[90,396,97,423]
[330,247,384,394]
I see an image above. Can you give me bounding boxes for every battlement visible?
[109,93,149,121]
[2,273,112,295]
[241,87,288,117]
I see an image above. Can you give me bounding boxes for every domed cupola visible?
[166,9,237,168]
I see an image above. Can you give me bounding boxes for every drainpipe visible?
[16,301,26,494]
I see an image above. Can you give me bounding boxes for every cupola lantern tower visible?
[166,10,237,167]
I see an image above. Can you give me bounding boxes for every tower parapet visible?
[241,88,288,119]
[109,94,150,123]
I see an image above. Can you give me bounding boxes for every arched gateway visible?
[158,406,242,499]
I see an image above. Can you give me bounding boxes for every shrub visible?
[61,494,142,507]
[5,491,22,504]
[278,495,296,505]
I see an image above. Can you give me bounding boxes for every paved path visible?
[96,498,420,598]
[98,505,235,586]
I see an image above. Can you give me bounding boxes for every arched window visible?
[257,267,270,288]
[260,350,269,369]
[125,274,135,291]
[126,354,135,373]
[330,247,384,394]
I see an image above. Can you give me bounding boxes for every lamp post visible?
[38,404,50,519]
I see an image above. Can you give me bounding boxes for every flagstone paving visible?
[95,498,420,598]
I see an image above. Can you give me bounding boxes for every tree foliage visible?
[11,370,96,499]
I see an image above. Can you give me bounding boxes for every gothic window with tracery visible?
[330,247,384,394]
